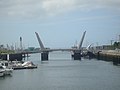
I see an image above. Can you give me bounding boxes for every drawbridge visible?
[35,31,86,61]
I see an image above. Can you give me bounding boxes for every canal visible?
[0,52,120,90]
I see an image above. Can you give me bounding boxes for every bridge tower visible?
[72,31,86,60]
[72,50,81,60]
[35,32,49,61]
[41,52,49,61]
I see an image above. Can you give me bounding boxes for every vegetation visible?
[113,42,120,49]
[0,50,15,54]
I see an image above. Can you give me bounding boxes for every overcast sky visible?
[0,0,120,48]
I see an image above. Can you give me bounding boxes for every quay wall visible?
[96,50,120,65]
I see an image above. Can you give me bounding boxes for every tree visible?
[113,42,120,49]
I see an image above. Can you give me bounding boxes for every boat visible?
[0,63,13,76]
[12,61,37,70]
[2,66,13,75]
[0,63,5,77]
[22,61,37,69]
[0,69,5,77]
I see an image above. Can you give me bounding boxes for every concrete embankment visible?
[96,50,120,65]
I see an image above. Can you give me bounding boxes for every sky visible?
[0,0,120,49]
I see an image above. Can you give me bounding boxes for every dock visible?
[96,50,120,65]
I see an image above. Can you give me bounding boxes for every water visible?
[0,52,120,90]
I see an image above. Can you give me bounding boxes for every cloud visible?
[0,0,120,18]
[42,0,77,16]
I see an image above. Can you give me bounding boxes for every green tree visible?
[113,42,120,49]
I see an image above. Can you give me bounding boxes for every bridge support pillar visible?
[41,52,49,61]
[72,50,81,60]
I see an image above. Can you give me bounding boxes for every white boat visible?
[0,64,5,77]
[2,66,13,75]
[22,61,37,69]
[0,69,5,77]
[11,61,37,70]
[0,63,13,76]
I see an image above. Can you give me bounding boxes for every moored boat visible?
[0,70,5,77]
[2,66,13,75]
[12,61,37,70]
[0,63,13,76]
